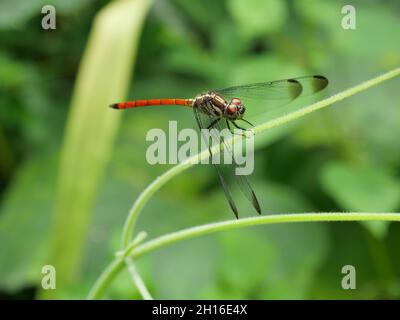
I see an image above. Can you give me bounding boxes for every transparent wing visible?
[193,107,261,218]
[214,120,261,215]
[214,75,328,125]
[214,75,328,103]
[193,107,239,218]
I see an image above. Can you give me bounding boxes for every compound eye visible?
[239,106,245,114]
[230,98,241,106]
[226,104,238,114]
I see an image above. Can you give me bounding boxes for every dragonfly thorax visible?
[193,92,245,120]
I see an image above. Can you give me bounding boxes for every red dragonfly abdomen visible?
[110,98,193,109]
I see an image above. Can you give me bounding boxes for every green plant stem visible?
[125,257,153,300]
[88,257,125,299]
[87,232,148,300]
[90,212,400,299]
[121,67,400,248]
[121,162,196,248]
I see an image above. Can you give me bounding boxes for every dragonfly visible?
[110,75,328,218]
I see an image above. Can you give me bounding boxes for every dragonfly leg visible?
[226,120,233,133]
[241,119,255,127]
[226,120,246,137]
[232,121,247,131]
[207,118,220,130]
[232,121,247,137]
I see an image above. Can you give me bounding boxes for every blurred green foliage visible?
[0,0,400,299]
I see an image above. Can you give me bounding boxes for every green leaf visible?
[39,0,152,298]
[295,1,400,62]
[321,161,400,212]
[0,155,56,290]
[150,237,219,299]
[227,0,287,38]
[215,183,327,299]
[387,224,400,283]
[0,0,86,29]
[216,230,276,298]
[361,221,390,239]
[321,161,400,238]
[309,223,380,299]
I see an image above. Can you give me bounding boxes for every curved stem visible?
[120,67,400,248]
[125,257,153,300]
[90,212,400,299]
[131,213,400,258]
[88,257,125,300]
[121,160,198,248]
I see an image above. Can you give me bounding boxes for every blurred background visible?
[0,0,400,299]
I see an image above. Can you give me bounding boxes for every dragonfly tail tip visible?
[109,103,119,109]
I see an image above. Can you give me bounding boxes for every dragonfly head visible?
[226,98,245,119]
